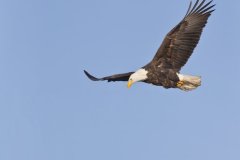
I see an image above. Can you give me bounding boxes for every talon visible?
[177,81,184,87]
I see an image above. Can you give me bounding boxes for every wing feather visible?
[151,0,215,70]
[84,70,133,82]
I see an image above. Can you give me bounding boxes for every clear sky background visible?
[0,0,240,160]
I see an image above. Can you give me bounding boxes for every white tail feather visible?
[177,73,201,91]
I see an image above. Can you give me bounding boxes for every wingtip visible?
[83,70,102,81]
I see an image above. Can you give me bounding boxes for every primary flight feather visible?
[84,0,215,91]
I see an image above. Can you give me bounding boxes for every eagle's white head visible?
[127,68,148,88]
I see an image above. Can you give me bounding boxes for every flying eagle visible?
[84,0,215,91]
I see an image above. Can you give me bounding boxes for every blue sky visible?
[0,0,240,160]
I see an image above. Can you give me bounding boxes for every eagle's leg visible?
[177,81,184,87]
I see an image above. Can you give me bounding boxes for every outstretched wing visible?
[84,70,134,82]
[151,0,215,70]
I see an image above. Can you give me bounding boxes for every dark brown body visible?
[144,64,179,88]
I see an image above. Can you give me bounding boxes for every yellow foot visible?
[177,81,184,87]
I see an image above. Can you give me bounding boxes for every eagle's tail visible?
[176,73,201,91]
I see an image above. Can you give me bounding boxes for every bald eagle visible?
[84,0,215,91]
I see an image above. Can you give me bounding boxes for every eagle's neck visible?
[130,68,148,82]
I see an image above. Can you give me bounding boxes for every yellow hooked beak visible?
[127,79,133,88]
